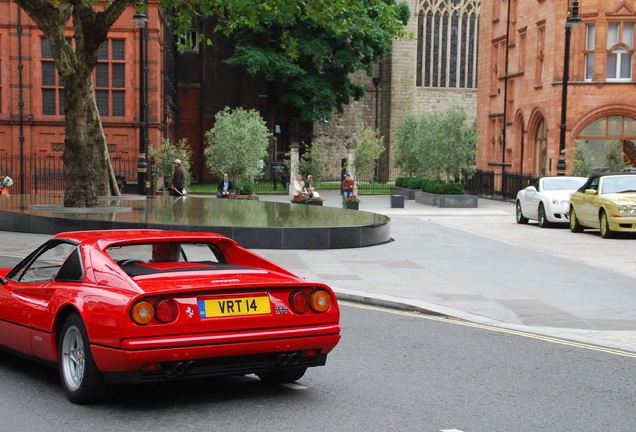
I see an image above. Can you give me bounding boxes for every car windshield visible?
[106,242,224,265]
[542,177,586,191]
[600,176,636,194]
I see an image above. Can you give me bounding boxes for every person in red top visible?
[342,173,354,199]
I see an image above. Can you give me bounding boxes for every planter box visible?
[390,195,405,208]
[343,201,360,210]
[292,200,324,206]
[391,186,416,200]
[415,191,478,208]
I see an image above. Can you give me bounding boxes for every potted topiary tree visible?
[204,107,270,197]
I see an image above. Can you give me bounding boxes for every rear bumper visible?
[91,325,340,383]
[102,351,330,384]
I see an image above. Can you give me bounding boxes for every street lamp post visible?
[557,0,581,176]
[133,11,148,195]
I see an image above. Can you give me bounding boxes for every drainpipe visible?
[501,0,511,195]
[17,5,25,194]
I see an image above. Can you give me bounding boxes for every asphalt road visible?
[1,303,636,432]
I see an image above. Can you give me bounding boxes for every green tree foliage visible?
[15,0,406,207]
[395,106,476,181]
[148,138,192,191]
[225,0,409,124]
[349,125,385,179]
[569,139,632,176]
[394,115,421,177]
[204,107,270,193]
[298,134,329,183]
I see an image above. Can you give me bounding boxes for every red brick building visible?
[0,1,176,191]
[477,0,636,185]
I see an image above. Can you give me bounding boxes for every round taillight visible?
[290,290,310,314]
[154,298,178,323]
[310,290,332,313]
[131,301,154,325]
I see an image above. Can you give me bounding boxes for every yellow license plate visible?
[198,296,271,318]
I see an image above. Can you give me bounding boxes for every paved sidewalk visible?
[3,189,636,353]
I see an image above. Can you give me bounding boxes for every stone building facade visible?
[477,0,636,181]
[177,0,481,184]
[319,0,480,182]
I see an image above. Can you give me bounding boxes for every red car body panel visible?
[0,229,341,384]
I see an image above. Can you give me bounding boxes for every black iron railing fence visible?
[462,170,532,200]
[0,154,139,194]
[0,154,531,200]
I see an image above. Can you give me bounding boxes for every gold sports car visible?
[569,172,636,238]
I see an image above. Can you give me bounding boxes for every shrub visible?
[421,180,464,195]
[395,106,476,181]
[204,107,270,193]
[396,177,424,189]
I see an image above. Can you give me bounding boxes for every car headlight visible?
[551,199,569,206]
[619,205,636,214]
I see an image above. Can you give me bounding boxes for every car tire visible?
[599,210,614,239]
[257,367,307,383]
[515,201,529,224]
[59,313,112,404]
[569,207,584,233]
[538,203,551,228]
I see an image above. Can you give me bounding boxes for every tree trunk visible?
[62,66,112,207]
[15,0,127,207]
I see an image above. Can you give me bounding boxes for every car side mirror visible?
[584,188,598,195]
[526,186,537,192]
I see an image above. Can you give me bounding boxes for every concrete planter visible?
[391,186,416,200]
[343,201,360,210]
[292,200,324,206]
[390,195,405,208]
[415,191,478,208]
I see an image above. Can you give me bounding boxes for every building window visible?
[606,22,634,81]
[492,0,500,22]
[506,79,514,123]
[178,30,200,53]
[535,118,547,175]
[41,39,64,116]
[535,25,545,85]
[0,35,2,114]
[416,0,479,88]
[578,115,636,165]
[490,43,499,93]
[95,39,126,117]
[585,24,595,81]
[508,0,517,46]
[517,30,526,73]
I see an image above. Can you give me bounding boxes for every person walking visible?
[171,159,186,196]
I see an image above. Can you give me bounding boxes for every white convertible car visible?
[516,176,587,228]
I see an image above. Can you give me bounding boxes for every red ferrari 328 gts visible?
[0,230,341,404]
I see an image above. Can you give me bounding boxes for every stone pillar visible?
[289,141,300,196]
[346,150,358,196]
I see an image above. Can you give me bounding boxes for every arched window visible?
[535,118,547,175]
[416,0,479,88]
[577,115,636,165]
[606,22,634,81]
